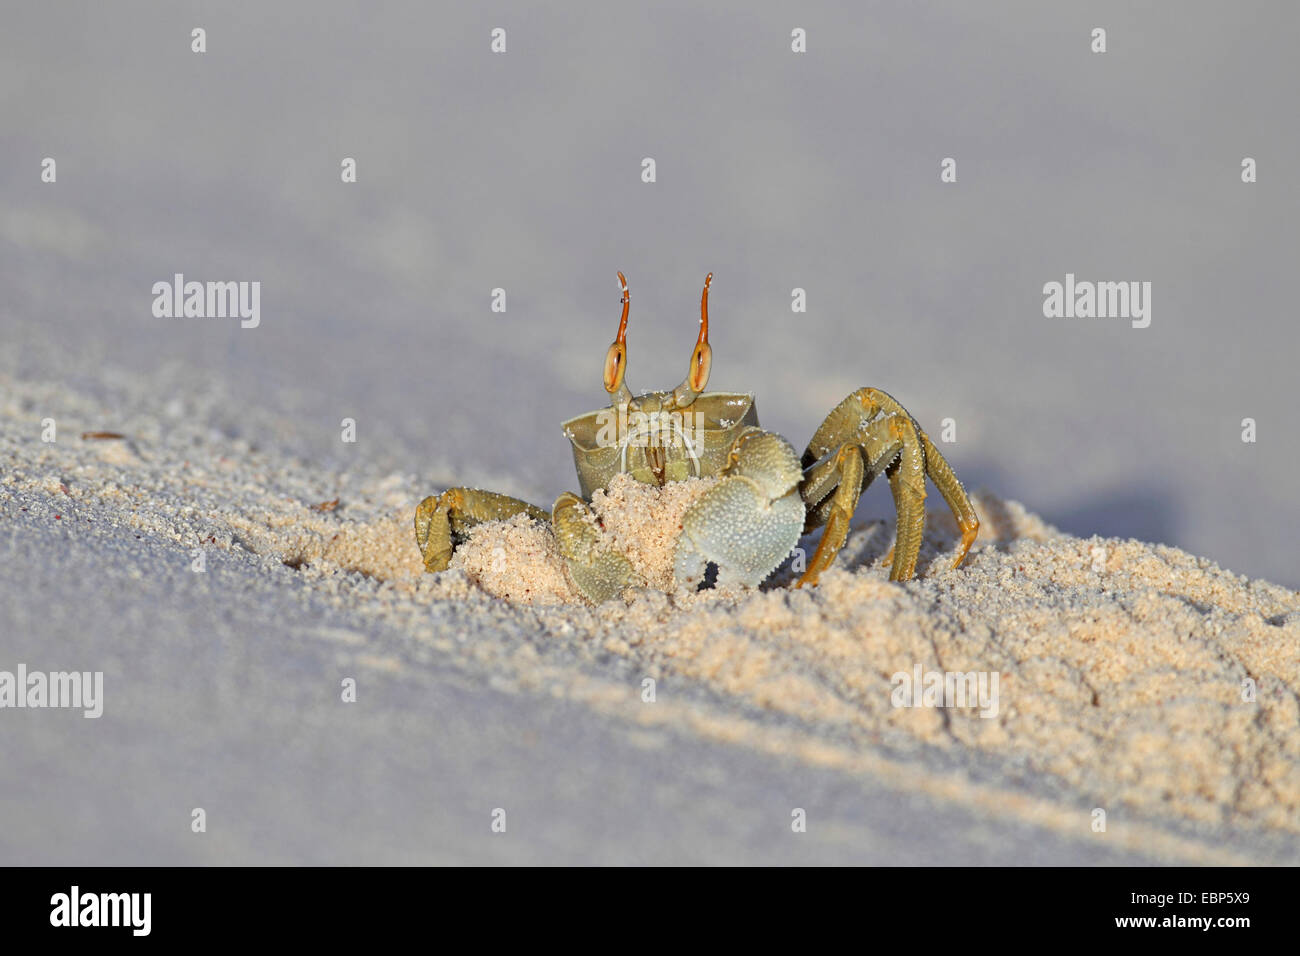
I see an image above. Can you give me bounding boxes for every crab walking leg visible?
[918,430,980,569]
[673,428,806,589]
[879,434,979,572]
[552,492,641,605]
[846,389,943,579]
[799,412,908,527]
[801,387,977,582]
[415,488,549,573]
[796,414,909,587]
[801,387,928,581]
[884,433,928,581]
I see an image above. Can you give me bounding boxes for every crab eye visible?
[603,341,626,393]
[688,340,712,392]
[687,272,713,392]
[603,271,632,395]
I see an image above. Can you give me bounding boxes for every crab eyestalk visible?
[671,272,714,409]
[602,271,634,405]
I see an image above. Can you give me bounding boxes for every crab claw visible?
[553,491,644,604]
[674,428,805,589]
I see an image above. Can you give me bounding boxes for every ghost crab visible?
[415,272,979,604]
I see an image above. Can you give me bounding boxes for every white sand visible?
[4,368,1297,864]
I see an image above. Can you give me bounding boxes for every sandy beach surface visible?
[3,355,1297,865]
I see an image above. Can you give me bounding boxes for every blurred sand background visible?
[2,2,1298,864]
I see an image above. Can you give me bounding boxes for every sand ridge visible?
[4,371,1298,858]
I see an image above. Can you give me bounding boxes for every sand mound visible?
[5,369,1298,857]
[448,474,720,603]
[431,480,1300,838]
